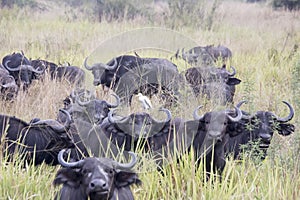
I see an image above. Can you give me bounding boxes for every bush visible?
[271,0,300,11]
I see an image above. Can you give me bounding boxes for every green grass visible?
[0,0,300,199]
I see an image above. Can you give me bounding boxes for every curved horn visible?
[108,109,117,123]
[227,106,242,122]
[227,66,236,76]
[153,108,172,123]
[108,109,129,124]
[272,101,294,123]
[236,100,248,108]
[84,57,94,70]
[20,64,45,74]
[114,151,137,170]
[75,90,94,106]
[58,149,85,168]
[31,109,72,132]
[193,105,204,120]
[4,60,21,71]
[1,82,17,89]
[105,57,118,70]
[181,48,187,60]
[107,93,120,108]
[70,89,77,99]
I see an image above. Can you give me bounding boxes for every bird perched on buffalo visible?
[137,93,153,110]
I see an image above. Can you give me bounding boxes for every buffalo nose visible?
[93,80,101,86]
[259,133,271,142]
[89,179,107,190]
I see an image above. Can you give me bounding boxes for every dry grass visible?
[0,0,299,199]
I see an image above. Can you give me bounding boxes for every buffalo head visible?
[2,52,44,87]
[239,100,295,147]
[53,150,141,200]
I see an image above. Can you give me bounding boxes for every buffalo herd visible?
[0,45,296,199]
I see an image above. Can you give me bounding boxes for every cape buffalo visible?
[84,55,181,105]
[31,59,85,86]
[0,109,74,165]
[2,52,44,88]
[0,64,18,100]
[178,45,232,66]
[225,101,295,160]
[185,105,243,175]
[53,150,141,200]
[185,65,241,104]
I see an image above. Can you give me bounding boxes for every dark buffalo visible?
[84,55,181,104]
[176,45,232,66]
[60,90,120,125]
[185,65,241,104]
[2,52,44,87]
[0,64,18,100]
[185,105,243,175]
[31,59,85,86]
[71,107,191,165]
[225,101,295,160]
[56,90,121,160]
[53,150,141,200]
[0,109,74,165]
[105,108,174,152]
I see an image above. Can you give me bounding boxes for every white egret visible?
[137,93,152,110]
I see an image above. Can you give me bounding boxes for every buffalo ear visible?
[53,168,82,187]
[227,78,241,85]
[115,171,142,188]
[277,123,295,136]
[226,121,246,137]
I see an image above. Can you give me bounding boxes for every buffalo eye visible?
[103,107,109,113]
[224,122,227,126]
[105,168,114,174]
[82,169,90,174]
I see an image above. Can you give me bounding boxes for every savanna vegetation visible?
[0,0,299,199]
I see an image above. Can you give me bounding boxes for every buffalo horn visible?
[1,82,17,88]
[227,66,236,76]
[181,48,187,60]
[58,149,85,168]
[107,93,120,108]
[193,105,204,120]
[76,91,93,106]
[227,106,242,122]
[152,108,172,123]
[108,109,129,124]
[4,60,21,71]
[4,60,45,74]
[31,109,72,132]
[236,100,248,108]
[272,101,294,123]
[83,57,93,70]
[114,151,137,170]
[105,57,118,70]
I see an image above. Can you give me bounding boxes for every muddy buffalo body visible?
[0,109,74,165]
[53,150,141,200]
[84,55,182,105]
[184,65,241,105]
[31,59,85,86]
[56,90,121,160]
[175,45,232,66]
[1,51,85,91]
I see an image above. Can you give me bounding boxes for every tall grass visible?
[0,0,299,199]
